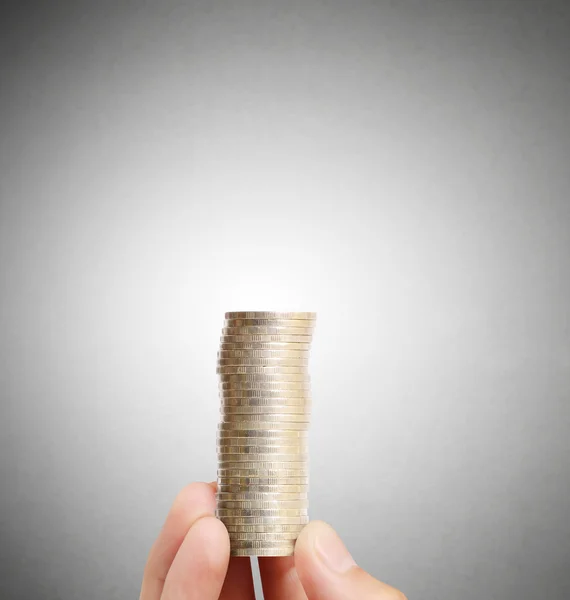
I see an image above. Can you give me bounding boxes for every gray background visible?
[1,1,569,599]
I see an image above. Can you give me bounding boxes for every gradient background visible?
[1,1,569,599]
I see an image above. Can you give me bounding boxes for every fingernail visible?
[314,523,356,574]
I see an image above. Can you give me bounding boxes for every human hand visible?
[139,482,407,600]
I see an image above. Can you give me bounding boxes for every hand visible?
[139,482,407,600]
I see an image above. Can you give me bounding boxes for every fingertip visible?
[171,482,216,517]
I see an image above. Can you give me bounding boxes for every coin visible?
[221,389,311,399]
[218,349,310,358]
[219,476,309,484]
[230,547,296,557]
[218,421,308,430]
[217,508,308,517]
[218,468,309,477]
[224,523,305,533]
[218,452,309,461]
[219,373,310,382]
[221,406,311,415]
[217,491,308,500]
[228,540,297,549]
[226,531,300,541]
[219,484,309,493]
[217,365,310,374]
[220,398,310,407]
[223,412,310,421]
[219,342,312,351]
[225,312,316,320]
[217,435,306,445]
[218,460,307,469]
[217,428,308,438]
[217,444,308,454]
[217,500,308,509]
[219,516,309,526]
[218,381,311,391]
[222,326,314,336]
[217,358,310,366]
[225,319,315,328]
[221,334,311,343]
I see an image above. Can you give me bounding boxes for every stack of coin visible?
[216,311,316,556]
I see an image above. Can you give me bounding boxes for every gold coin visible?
[218,468,309,477]
[217,491,307,500]
[219,477,308,485]
[222,326,314,336]
[219,342,312,351]
[218,461,307,470]
[219,484,309,493]
[219,373,310,382]
[222,413,310,422]
[217,444,307,454]
[218,452,309,461]
[217,358,309,367]
[218,349,309,358]
[217,500,308,510]
[220,516,309,526]
[229,540,297,550]
[217,428,308,438]
[220,380,310,390]
[225,312,316,320]
[217,435,305,444]
[218,420,308,430]
[217,365,309,374]
[230,547,295,557]
[224,523,305,533]
[220,389,311,399]
[221,406,310,415]
[227,531,300,541]
[225,319,316,328]
[221,334,311,343]
[217,508,308,517]
[220,397,310,407]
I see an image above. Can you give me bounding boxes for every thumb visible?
[294,521,406,600]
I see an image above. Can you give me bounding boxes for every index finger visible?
[139,482,217,600]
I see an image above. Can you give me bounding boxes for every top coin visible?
[225,312,316,321]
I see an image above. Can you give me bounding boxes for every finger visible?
[259,556,307,600]
[219,557,256,600]
[294,521,407,600]
[162,516,230,599]
[140,482,216,600]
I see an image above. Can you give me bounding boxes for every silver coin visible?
[224,312,316,320]
[217,357,310,367]
[219,373,310,382]
[217,508,308,517]
[221,334,311,343]
[217,491,307,500]
[222,326,314,336]
[225,318,316,328]
[220,516,309,526]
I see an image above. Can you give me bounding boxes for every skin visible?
[140,481,407,600]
